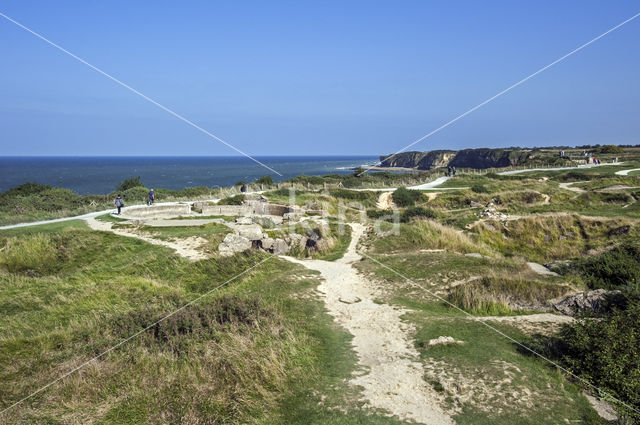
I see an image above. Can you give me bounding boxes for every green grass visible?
[0,225,409,424]
[471,214,638,263]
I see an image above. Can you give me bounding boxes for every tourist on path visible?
[114,194,124,215]
[148,189,155,206]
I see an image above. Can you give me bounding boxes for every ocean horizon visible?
[0,156,380,194]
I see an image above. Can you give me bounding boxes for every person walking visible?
[114,194,124,215]
[148,188,155,206]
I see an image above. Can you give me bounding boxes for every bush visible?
[367,209,395,219]
[392,187,422,207]
[120,186,150,203]
[329,189,376,201]
[560,242,640,290]
[287,175,326,185]
[556,171,592,182]
[116,176,145,192]
[218,194,246,205]
[525,303,640,418]
[401,207,437,222]
[0,182,51,198]
[591,144,624,154]
[255,176,274,185]
[470,184,489,194]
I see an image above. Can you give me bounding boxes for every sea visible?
[0,156,380,194]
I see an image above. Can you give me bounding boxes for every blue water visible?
[0,156,379,194]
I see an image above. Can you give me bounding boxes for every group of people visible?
[446,166,457,177]
[113,189,155,215]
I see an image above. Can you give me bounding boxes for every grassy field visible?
[2,153,640,423]
[0,222,409,424]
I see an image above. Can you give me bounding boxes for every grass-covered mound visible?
[471,214,637,262]
[0,182,110,226]
[0,224,399,424]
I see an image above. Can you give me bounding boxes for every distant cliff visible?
[379,148,531,170]
[379,150,456,169]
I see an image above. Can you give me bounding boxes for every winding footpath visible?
[283,224,454,425]
[615,168,640,176]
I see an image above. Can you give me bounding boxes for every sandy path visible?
[283,224,454,425]
[85,217,208,261]
[376,192,396,209]
[614,168,640,176]
[558,182,586,193]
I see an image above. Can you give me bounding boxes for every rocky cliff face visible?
[379,150,456,169]
[379,148,531,170]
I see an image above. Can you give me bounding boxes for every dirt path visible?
[283,224,454,425]
[558,182,586,193]
[615,167,640,176]
[85,217,208,261]
[376,192,396,209]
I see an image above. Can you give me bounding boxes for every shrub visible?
[401,207,437,222]
[255,176,274,185]
[116,176,145,192]
[367,209,394,219]
[470,184,489,193]
[329,189,376,201]
[591,144,624,154]
[392,187,422,207]
[218,194,246,205]
[120,186,150,203]
[556,171,592,182]
[560,242,640,290]
[287,175,326,185]
[524,302,640,418]
[268,188,298,197]
[0,182,52,198]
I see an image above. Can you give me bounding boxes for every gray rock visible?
[271,238,289,255]
[218,233,251,257]
[552,289,618,316]
[287,233,308,249]
[236,224,264,240]
[283,212,302,222]
[235,216,253,225]
[261,237,274,250]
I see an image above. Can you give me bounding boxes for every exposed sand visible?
[558,182,586,193]
[283,224,454,425]
[85,216,208,261]
[376,192,396,210]
[614,167,640,176]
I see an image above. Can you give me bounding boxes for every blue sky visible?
[0,1,638,156]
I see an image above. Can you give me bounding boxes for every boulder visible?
[283,212,302,222]
[271,239,289,255]
[287,233,308,249]
[252,215,283,228]
[236,224,264,241]
[552,289,618,316]
[261,238,274,250]
[218,233,251,257]
[235,216,253,225]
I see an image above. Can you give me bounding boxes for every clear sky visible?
[0,0,639,156]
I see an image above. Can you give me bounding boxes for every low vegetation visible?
[3,148,640,423]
